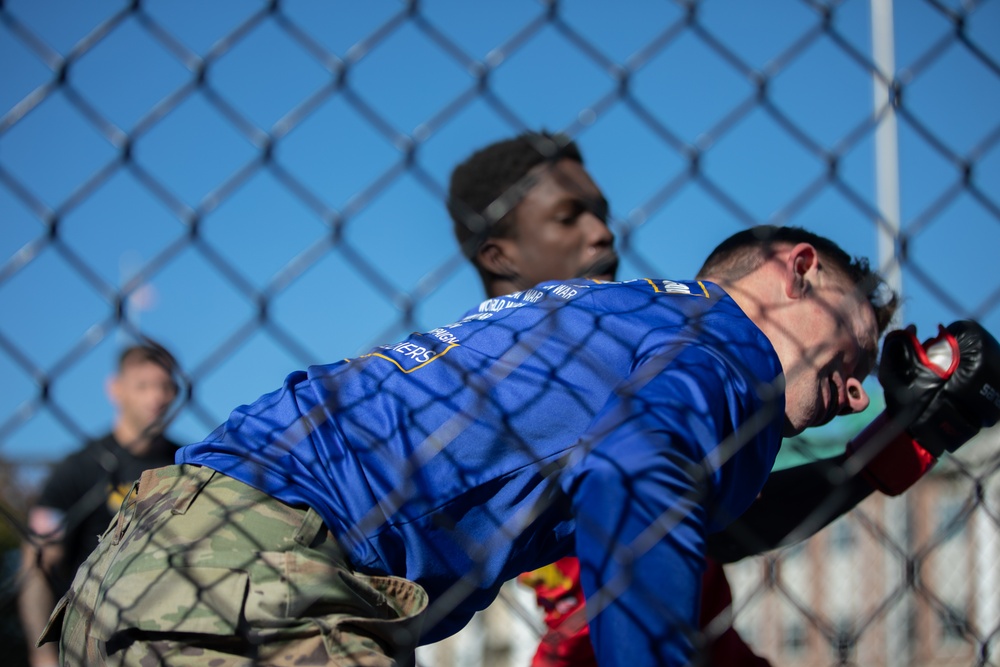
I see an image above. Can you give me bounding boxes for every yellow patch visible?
[106,483,132,513]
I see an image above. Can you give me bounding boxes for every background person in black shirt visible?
[18,342,180,667]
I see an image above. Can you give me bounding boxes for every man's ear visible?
[477,237,519,280]
[785,242,819,299]
[106,375,121,408]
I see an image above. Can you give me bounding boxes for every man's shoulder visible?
[36,434,117,508]
[51,433,117,468]
[590,278,726,309]
[143,435,182,463]
[589,279,751,331]
[161,435,182,450]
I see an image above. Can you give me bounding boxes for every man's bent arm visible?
[561,342,782,667]
[707,455,873,563]
[19,507,65,667]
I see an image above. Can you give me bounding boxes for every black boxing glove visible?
[879,320,1000,457]
[847,321,1000,496]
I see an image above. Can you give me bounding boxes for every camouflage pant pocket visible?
[328,570,429,660]
[239,551,428,657]
[92,565,251,640]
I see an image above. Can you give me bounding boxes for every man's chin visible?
[782,417,805,438]
[142,417,169,436]
[785,410,834,436]
[582,255,619,281]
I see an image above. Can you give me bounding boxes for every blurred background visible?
[1,1,997,665]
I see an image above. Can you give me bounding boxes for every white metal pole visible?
[872,0,903,316]
[871,2,906,666]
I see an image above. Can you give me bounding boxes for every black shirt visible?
[36,433,178,592]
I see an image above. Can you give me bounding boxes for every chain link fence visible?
[1,1,998,665]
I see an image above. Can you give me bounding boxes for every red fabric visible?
[699,559,773,667]
[518,557,593,666]
[518,557,771,667]
[847,411,938,496]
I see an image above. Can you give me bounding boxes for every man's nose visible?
[585,213,614,247]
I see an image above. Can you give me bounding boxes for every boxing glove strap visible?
[846,412,937,496]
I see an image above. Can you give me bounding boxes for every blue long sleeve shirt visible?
[178,277,785,666]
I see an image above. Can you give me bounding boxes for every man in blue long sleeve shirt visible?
[46,226,889,667]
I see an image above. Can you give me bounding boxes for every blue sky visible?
[1,0,998,473]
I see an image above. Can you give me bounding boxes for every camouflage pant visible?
[41,464,428,666]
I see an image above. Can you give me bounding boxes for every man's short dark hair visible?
[447,131,583,260]
[697,225,899,336]
[118,340,178,379]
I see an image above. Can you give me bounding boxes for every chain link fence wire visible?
[1,0,998,665]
